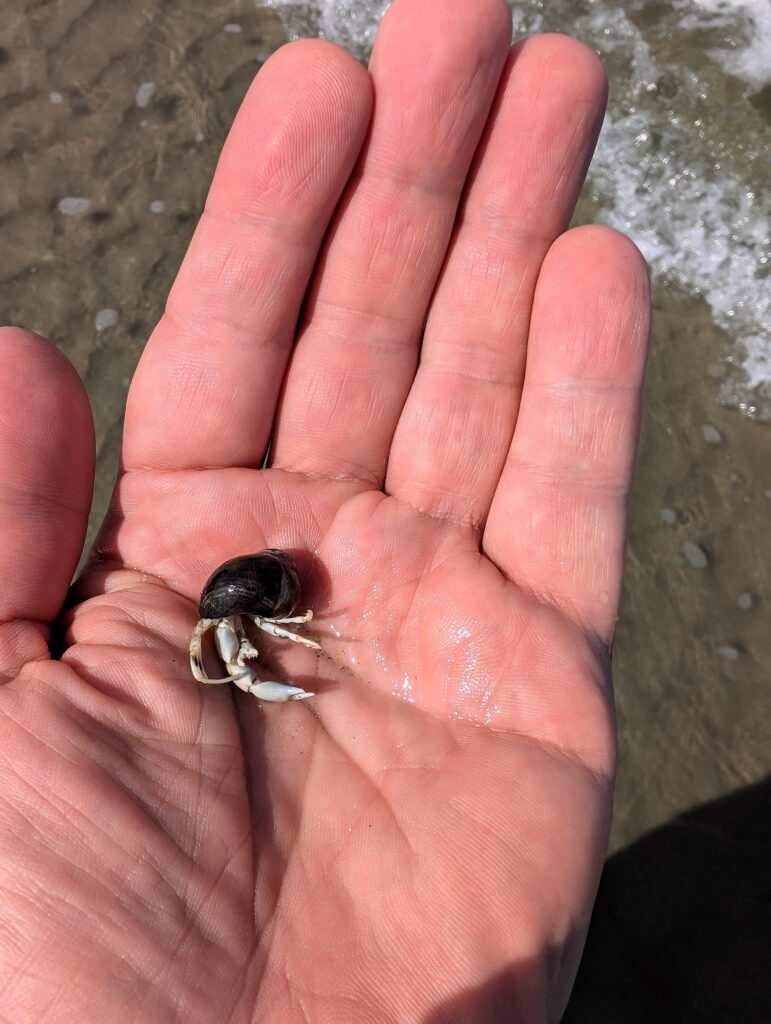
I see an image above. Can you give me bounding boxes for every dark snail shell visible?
[199,549,301,620]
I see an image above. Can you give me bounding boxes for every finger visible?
[0,328,94,681]
[483,226,651,644]
[122,41,371,472]
[270,0,512,484]
[385,35,607,527]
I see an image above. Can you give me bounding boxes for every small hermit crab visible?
[189,549,320,702]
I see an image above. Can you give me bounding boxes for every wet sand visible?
[1,1,769,1020]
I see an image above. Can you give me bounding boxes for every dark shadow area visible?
[565,778,771,1023]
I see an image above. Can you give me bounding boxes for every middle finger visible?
[270,0,512,484]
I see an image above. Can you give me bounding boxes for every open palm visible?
[0,2,649,1021]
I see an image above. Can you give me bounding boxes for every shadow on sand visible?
[565,777,771,1024]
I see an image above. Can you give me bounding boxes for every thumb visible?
[0,328,94,681]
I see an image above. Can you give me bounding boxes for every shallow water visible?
[1,0,769,1019]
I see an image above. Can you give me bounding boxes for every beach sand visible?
[1,1,769,1020]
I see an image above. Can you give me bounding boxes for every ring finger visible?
[385,34,608,528]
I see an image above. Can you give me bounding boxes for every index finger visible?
[122,41,371,472]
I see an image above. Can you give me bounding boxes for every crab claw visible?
[249,680,315,702]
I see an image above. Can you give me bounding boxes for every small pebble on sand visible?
[194,130,205,143]
[149,200,166,214]
[57,196,91,216]
[256,51,271,62]
[701,424,723,444]
[682,541,709,569]
[659,507,677,524]
[737,592,753,610]
[135,82,156,108]
[49,91,63,104]
[717,644,740,661]
[94,308,119,331]
[224,22,243,32]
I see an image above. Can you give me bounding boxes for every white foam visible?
[590,108,770,414]
[264,0,388,50]
[572,2,770,415]
[679,0,771,87]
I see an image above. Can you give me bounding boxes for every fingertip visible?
[545,223,651,302]
[0,325,68,380]
[265,36,371,88]
[0,325,89,395]
[206,36,373,227]
[246,36,372,134]
[373,0,512,88]
[0,326,95,485]
[535,224,652,378]
[549,222,648,269]
[531,33,607,91]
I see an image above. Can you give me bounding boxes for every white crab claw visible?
[249,680,315,702]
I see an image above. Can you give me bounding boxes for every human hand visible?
[0,1,649,1021]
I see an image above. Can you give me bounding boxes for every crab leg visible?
[189,618,247,684]
[264,610,314,625]
[230,615,260,667]
[251,616,321,649]
[189,620,244,684]
[231,668,315,702]
[190,616,316,699]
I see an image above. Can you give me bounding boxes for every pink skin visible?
[0,2,649,1022]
